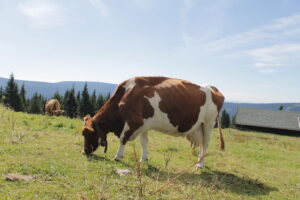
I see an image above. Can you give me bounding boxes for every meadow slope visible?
[0,105,299,200]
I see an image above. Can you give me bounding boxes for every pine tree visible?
[105,92,111,102]
[28,93,43,114]
[3,74,23,111]
[278,105,283,111]
[80,83,93,117]
[63,90,70,110]
[39,94,46,113]
[221,110,231,128]
[0,86,3,102]
[96,94,105,110]
[52,91,63,103]
[90,90,97,115]
[20,83,26,111]
[76,91,81,117]
[63,88,77,118]
[231,114,236,128]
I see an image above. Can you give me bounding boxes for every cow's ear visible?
[83,114,91,122]
[83,115,95,132]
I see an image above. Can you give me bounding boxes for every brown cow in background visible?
[45,99,65,116]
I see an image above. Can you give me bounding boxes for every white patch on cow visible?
[123,78,136,91]
[143,92,180,135]
[120,122,129,140]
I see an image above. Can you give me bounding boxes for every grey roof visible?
[235,107,300,132]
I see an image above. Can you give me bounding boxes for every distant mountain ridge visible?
[1,77,299,117]
[0,77,117,98]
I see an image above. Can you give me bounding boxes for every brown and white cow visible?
[82,76,225,168]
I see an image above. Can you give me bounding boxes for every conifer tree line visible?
[0,74,110,118]
[221,109,231,128]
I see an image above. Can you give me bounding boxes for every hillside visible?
[0,104,299,199]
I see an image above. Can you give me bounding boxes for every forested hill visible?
[0,77,117,98]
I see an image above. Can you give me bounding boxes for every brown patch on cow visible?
[155,80,206,132]
[93,84,126,137]
[210,86,225,113]
[134,76,168,87]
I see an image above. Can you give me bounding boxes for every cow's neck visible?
[93,101,124,138]
[93,85,126,138]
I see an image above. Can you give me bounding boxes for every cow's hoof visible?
[195,162,204,169]
[114,156,123,162]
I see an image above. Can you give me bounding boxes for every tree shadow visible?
[144,164,278,196]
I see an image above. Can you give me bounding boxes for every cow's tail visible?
[217,115,225,151]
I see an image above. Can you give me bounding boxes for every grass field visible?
[0,104,300,200]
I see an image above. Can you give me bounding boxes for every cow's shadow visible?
[86,154,131,167]
[144,164,278,196]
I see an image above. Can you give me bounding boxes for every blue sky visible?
[0,0,300,103]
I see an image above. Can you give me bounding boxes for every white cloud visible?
[254,63,282,74]
[88,0,109,16]
[259,68,276,74]
[266,14,300,30]
[246,43,300,73]
[254,63,284,68]
[181,13,300,74]
[205,14,300,52]
[19,0,66,27]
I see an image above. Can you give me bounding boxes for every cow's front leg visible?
[114,141,125,161]
[114,121,142,162]
[139,132,148,162]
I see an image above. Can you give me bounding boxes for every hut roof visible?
[235,107,300,132]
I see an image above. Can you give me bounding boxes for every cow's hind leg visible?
[139,132,148,162]
[196,122,214,168]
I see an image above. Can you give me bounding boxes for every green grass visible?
[0,104,299,200]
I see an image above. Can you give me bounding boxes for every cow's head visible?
[82,115,107,155]
[53,110,65,116]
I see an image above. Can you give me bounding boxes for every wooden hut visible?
[235,107,300,135]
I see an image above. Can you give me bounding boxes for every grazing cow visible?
[82,77,225,168]
[45,99,64,116]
